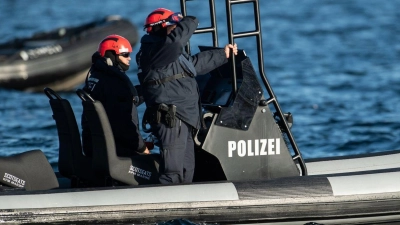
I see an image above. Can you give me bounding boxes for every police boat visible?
[0,15,138,92]
[1,0,400,224]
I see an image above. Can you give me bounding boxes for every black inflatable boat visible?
[0,15,138,92]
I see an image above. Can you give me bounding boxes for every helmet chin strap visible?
[104,50,117,66]
[105,58,114,66]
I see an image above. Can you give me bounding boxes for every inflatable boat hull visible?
[1,150,400,224]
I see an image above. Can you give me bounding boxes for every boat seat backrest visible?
[0,150,59,191]
[81,100,112,174]
[44,87,94,184]
[77,89,160,185]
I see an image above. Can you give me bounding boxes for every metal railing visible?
[180,0,307,176]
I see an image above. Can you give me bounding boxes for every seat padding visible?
[49,98,93,181]
[82,100,160,185]
[46,87,102,187]
[0,150,59,191]
[50,98,84,177]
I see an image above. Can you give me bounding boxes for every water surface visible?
[0,0,399,166]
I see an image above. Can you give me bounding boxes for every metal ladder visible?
[180,0,307,176]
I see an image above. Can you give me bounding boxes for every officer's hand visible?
[142,147,151,155]
[224,43,238,58]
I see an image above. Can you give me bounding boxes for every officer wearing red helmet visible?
[136,8,237,184]
[81,34,150,157]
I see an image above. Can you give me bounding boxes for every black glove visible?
[134,85,145,106]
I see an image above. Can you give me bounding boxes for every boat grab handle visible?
[76,89,95,102]
[43,87,62,100]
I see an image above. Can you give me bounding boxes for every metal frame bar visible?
[180,0,307,176]
[180,0,218,54]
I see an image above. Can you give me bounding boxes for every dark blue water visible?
[1,0,400,167]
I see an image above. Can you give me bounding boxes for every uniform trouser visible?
[152,119,195,184]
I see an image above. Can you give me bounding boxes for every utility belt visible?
[142,103,177,131]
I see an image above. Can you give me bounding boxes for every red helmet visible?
[144,8,182,33]
[97,34,132,57]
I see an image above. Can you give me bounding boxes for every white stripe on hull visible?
[0,183,238,209]
[328,171,400,196]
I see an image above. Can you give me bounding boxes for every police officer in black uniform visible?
[82,34,149,157]
[136,8,237,184]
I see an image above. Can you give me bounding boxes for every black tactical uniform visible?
[82,52,147,157]
[136,16,228,183]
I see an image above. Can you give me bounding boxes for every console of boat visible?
[1,0,400,224]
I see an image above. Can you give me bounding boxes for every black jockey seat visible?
[76,89,160,186]
[44,87,99,187]
[0,150,59,191]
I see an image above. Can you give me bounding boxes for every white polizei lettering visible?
[268,138,275,155]
[247,140,254,156]
[260,139,267,155]
[228,141,236,157]
[227,139,281,157]
[276,138,280,154]
[254,139,259,156]
[238,140,246,157]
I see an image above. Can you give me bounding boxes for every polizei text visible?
[228,139,281,157]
